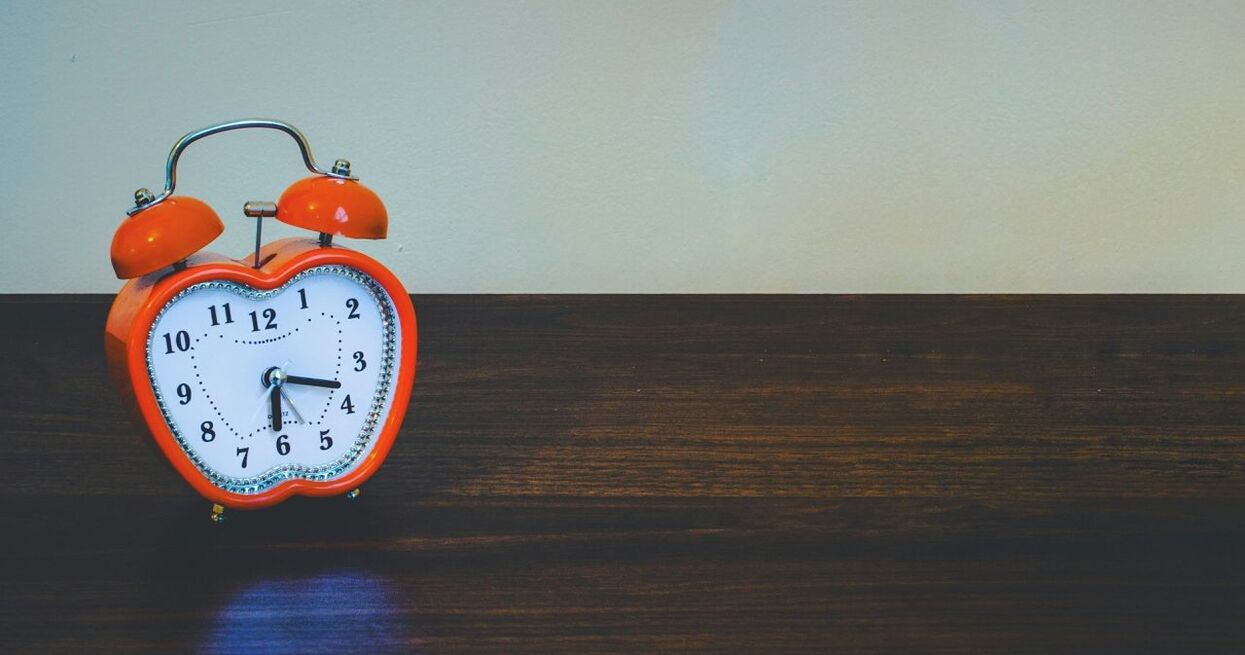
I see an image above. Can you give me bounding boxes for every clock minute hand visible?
[284,375,342,389]
[270,386,282,431]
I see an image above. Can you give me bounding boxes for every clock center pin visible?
[261,366,287,388]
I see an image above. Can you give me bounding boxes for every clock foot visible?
[209,503,226,525]
[345,487,362,500]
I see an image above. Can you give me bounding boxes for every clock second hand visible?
[280,388,307,424]
[278,374,336,426]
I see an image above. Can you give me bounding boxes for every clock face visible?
[144,265,401,494]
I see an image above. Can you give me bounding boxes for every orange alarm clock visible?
[105,119,417,522]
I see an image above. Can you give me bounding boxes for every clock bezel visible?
[105,238,417,509]
[146,265,398,494]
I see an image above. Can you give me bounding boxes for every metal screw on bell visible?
[317,159,353,248]
[133,187,156,208]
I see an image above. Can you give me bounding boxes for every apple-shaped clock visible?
[105,119,417,523]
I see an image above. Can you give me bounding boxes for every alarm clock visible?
[105,119,417,523]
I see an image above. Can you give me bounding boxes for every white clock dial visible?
[145,265,401,494]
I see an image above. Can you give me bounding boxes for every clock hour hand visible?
[284,375,342,389]
[270,385,282,431]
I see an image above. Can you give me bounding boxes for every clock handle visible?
[127,119,354,216]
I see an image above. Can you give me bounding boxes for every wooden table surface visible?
[2,294,1244,653]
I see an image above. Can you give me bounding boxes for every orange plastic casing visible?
[105,238,417,509]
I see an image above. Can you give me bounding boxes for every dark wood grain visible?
[2,294,1244,653]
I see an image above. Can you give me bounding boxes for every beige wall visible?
[2,1,1243,293]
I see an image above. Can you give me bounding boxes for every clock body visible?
[106,238,417,509]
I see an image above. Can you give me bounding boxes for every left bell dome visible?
[111,196,223,279]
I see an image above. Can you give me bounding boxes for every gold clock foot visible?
[345,488,362,500]
[210,503,226,525]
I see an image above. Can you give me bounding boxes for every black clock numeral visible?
[276,434,291,456]
[236,447,249,468]
[208,302,234,326]
[340,395,355,414]
[176,383,192,405]
[249,308,277,332]
[200,420,216,442]
[162,330,191,354]
[298,288,309,309]
[353,351,367,371]
[319,429,333,451]
[346,298,360,319]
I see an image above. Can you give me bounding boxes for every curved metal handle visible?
[127,118,355,215]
